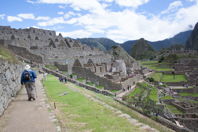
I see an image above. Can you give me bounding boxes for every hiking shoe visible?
[32,97,36,101]
[28,97,31,101]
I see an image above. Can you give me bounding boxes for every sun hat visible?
[24,64,31,70]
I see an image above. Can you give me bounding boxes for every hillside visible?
[186,22,198,50]
[109,45,136,67]
[131,38,155,60]
[77,30,192,53]
[78,38,118,51]
[121,30,192,53]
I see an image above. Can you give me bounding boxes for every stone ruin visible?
[0,26,142,90]
[174,58,198,85]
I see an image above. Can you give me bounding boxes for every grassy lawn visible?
[160,95,174,100]
[45,64,58,70]
[109,89,120,93]
[77,78,85,82]
[179,92,198,97]
[140,61,158,65]
[151,73,187,82]
[86,81,95,86]
[0,46,18,63]
[96,94,173,132]
[166,104,183,114]
[149,87,158,102]
[44,75,145,132]
[128,87,143,97]
[140,61,173,71]
[96,85,104,89]
[125,82,158,102]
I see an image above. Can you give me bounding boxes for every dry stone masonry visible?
[0,26,143,91]
[0,59,23,116]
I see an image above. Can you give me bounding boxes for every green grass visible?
[166,104,183,114]
[43,75,145,132]
[160,95,174,100]
[124,82,158,102]
[179,92,198,97]
[96,85,104,89]
[0,46,18,63]
[95,94,173,132]
[151,73,187,82]
[149,87,158,102]
[128,87,143,97]
[109,89,119,93]
[45,65,58,70]
[140,61,158,65]
[86,81,95,86]
[140,61,173,71]
[77,78,85,82]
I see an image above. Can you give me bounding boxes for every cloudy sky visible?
[0,0,198,42]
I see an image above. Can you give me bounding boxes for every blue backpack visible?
[24,71,31,81]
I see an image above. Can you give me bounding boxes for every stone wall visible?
[7,44,43,63]
[0,59,23,116]
[72,67,122,90]
[42,67,114,96]
[173,87,198,93]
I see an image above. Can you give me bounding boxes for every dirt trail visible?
[0,75,60,132]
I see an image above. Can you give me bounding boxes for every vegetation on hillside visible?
[0,46,18,63]
[151,73,187,82]
[123,82,160,115]
[131,38,156,60]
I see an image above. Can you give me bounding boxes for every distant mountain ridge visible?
[131,38,155,60]
[77,30,192,53]
[77,38,118,51]
[186,22,198,50]
[121,30,192,53]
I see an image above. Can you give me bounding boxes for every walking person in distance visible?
[21,65,37,101]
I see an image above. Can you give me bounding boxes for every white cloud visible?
[7,16,23,22]
[161,1,183,15]
[114,0,149,8]
[58,5,66,9]
[37,17,66,26]
[27,0,198,42]
[57,11,64,15]
[18,13,35,19]
[36,16,50,20]
[63,1,198,42]
[9,13,50,21]
[31,0,106,14]
[58,30,92,38]
[0,14,5,20]
[64,11,76,18]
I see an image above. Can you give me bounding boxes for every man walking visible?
[21,65,37,101]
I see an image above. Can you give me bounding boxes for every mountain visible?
[77,30,192,53]
[121,30,192,53]
[109,45,136,67]
[186,22,198,50]
[131,38,155,60]
[77,38,118,51]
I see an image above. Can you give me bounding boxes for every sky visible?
[0,0,198,43]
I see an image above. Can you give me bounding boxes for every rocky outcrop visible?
[110,46,136,67]
[186,22,198,50]
[0,59,23,116]
[131,38,155,60]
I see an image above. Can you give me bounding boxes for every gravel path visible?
[0,75,60,132]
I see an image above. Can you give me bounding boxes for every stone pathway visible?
[0,74,60,132]
[66,83,159,132]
